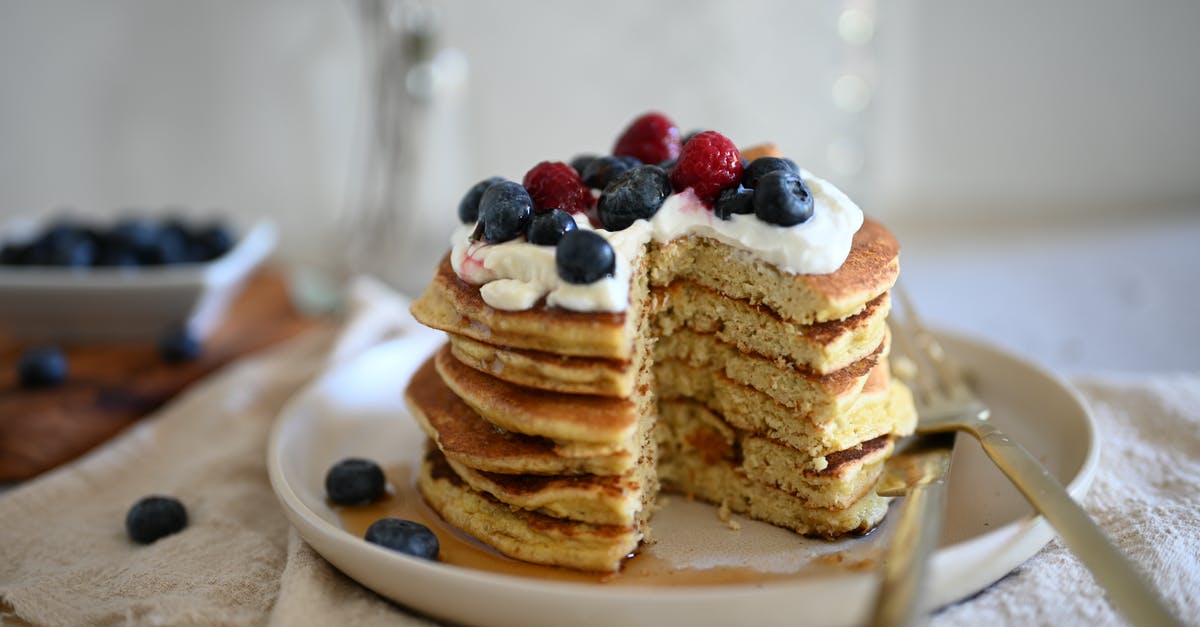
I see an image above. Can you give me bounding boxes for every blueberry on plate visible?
[556,230,615,284]
[159,326,202,363]
[17,347,68,388]
[364,518,439,560]
[596,165,672,231]
[457,176,505,224]
[477,181,534,243]
[714,186,755,220]
[742,157,799,189]
[325,458,387,505]
[526,209,578,246]
[126,495,188,544]
[753,170,814,227]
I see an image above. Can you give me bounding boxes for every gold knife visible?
[869,431,958,627]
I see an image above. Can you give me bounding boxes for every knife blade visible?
[869,431,958,627]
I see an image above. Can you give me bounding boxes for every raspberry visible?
[669,131,744,204]
[613,112,682,165]
[522,161,595,215]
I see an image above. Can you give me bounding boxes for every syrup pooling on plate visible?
[335,466,878,586]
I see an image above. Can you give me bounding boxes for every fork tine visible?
[893,284,970,399]
[888,312,937,405]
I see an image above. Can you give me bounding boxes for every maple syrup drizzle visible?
[335,465,874,586]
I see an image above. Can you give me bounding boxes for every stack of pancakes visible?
[406,218,916,572]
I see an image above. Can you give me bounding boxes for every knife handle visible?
[973,421,1182,627]
[870,445,954,627]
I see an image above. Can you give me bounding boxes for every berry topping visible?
[613,112,682,165]
[160,326,202,363]
[126,495,188,544]
[556,230,616,284]
[582,156,641,190]
[17,347,67,388]
[325,458,387,506]
[522,161,595,215]
[714,186,755,220]
[526,209,578,246]
[596,165,672,231]
[753,171,814,226]
[569,154,597,176]
[669,131,744,204]
[476,181,534,243]
[681,129,709,146]
[364,518,439,560]
[457,177,505,224]
[742,156,799,189]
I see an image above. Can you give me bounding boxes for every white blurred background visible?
[1,0,1198,371]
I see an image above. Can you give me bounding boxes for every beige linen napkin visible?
[2,276,1197,626]
[932,373,1200,626]
[0,279,434,627]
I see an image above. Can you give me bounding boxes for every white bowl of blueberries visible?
[0,212,276,343]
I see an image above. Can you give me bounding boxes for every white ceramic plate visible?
[268,328,1099,627]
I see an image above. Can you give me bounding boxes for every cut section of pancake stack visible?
[406,215,917,572]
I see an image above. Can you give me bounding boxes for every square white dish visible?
[0,218,276,342]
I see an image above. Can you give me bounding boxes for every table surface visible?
[0,269,317,482]
[890,209,1200,376]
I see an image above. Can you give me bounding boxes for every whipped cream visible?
[449,170,864,313]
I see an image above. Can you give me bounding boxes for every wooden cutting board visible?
[0,268,321,482]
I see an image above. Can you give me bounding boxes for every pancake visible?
[409,219,899,361]
[404,127,915,571]
[406,358,637,476]
[656,357,916,462]
[418,447,644,572]
[434,346,641,446]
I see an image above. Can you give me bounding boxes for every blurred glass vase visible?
[343,0,468,297]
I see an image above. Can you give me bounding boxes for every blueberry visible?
[457,176,505,224]
[753,171,814,226]
[111,218,161,251]
[46,236,96,267]
[95,240,141,267]
[325,458,386,506]
[556,230,615,284]
[742,157,799,189]
[657,158,677,170]
[17,347,67,388]
[191,223,234,262]
[526,209,577,246]
[578,154,628,188]
[159,326,202,363]
[364,518,439,560]
[477,181,533,243]
[569,154,597,177]
[0,243,26,265]
[714,186,755,220]
[126,495,188,544]
[596,165,671,231]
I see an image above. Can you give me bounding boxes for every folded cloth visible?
[932,373,1200,627]
[1,277,1197,626]
[0,277,435,627]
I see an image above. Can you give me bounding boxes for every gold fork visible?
[871,286,1181,627]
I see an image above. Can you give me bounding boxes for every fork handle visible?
[973,422,1182,627]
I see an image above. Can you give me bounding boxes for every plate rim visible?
[266,328,1100,625]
